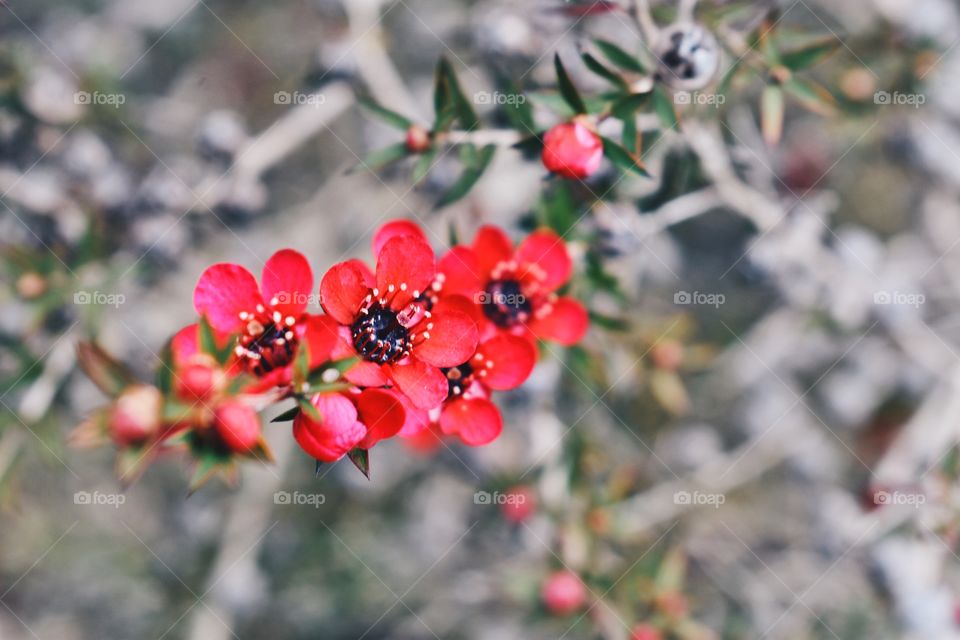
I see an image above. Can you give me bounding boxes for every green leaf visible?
[554,54,588,114]
[358,96,414,130]
[347,447,370,479]
[610,93,650,119]
[783,77,836,116]
[537,182,578,236]
[594,39,646,73]
[350,143,409,174]
[76,341,137,397]
[501,83,536,133]
[436,144,496,209]
[589,311,630,331]
[434,57,478,130]
[781,36,838,71]
[292,341,310,389]
[761,84,784,146]
[622,114,639,154]
[198,316,233,365]
[271,405,301,423]
[448,220,460,245]
[297,396,322,423]
[652,87,680,131]
[154,340,174,395]
[581,52,628,89]
[412,147,437,185]
[601,136,650,176]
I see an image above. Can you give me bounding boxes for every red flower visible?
[541,570,587,615]
[438,226,589,346]
[541,120,603,179]
[292,388,406,462]
[110,385,163,446]
[319,233,478,409]
[192,249,339,390]
[630,624,663,640]
[213,400,261,453]
[399,332,536,446]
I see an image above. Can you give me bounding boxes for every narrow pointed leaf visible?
[601,136,650,176]
[271,405,301,423]
[297,396,322,423]
[436,145,496,208]
[781,36,839,71]
[652,87,680,131]
[554,54,588,114]
[581,52,628,89]
[76,341,137,397]
[350,143,409,174]
[347,447,370,479]
[783,77,836,116]
[358,96,414,130]
[594,39,646,73]
[761,84,785,146]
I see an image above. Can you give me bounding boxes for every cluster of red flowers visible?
[81,220,588,482]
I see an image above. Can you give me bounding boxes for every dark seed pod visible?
[655,23,720,91]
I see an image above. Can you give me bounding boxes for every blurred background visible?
[2,0,960,638]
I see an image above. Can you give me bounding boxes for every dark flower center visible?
[351,303,413,364]
[236,306,298,376]
[482,279,532,328]
[442,361,474,397]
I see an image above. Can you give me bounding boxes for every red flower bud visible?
[541,570,587,615]
[175,356,224,402]
[630,623,663,640]
[110,385,163,446]
[501,485,536,523]
[213,401,261,453]
[405,125,432,153]
[541,120,603,179]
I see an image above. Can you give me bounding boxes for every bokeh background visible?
[2,0,960,638]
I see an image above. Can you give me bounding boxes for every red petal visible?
[516,229,573,293]
[170,324,199,366]
[302,314,340,368]
[320,259,373,325]
[261,249,314,318]
[344,361,391,387]
[440,398,503,446]
[438,246,483,298]
[372,219,427,257]
[476,334,537,390]
[471,225,514,275]
[530,297,589,345]
[415,307,478,368]
[401,421,443,453]
[376,236,435,309]
[388,360,448,409]
[292,393,365,462]
[433,293,483,329]
[194,263,262,333]
[356,388,406,448]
